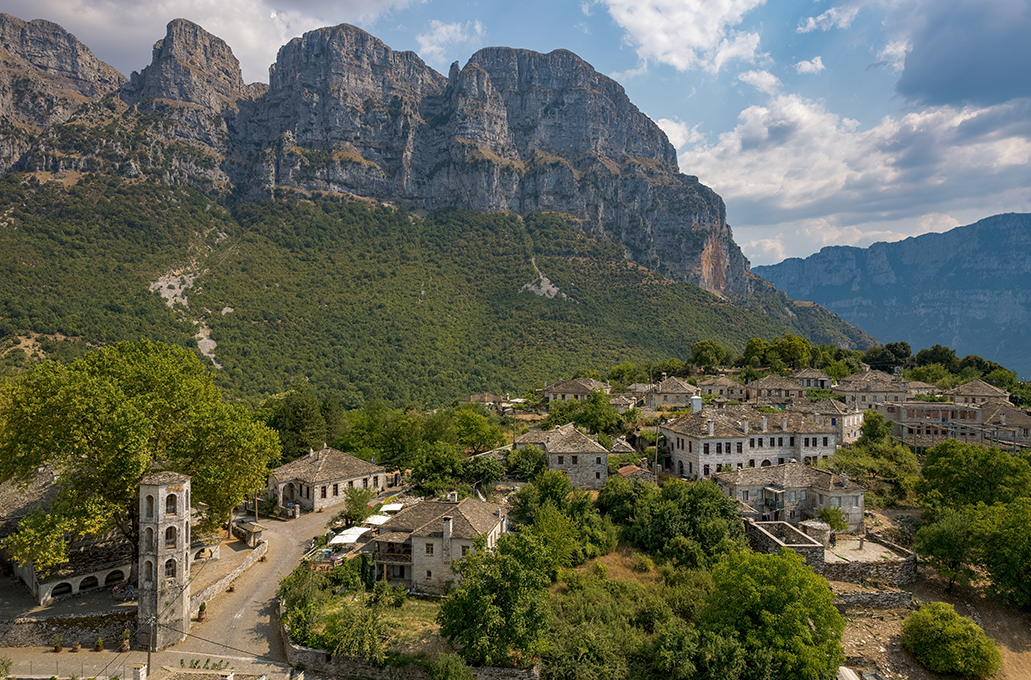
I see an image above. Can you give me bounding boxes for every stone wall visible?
[547,454,607,490]
[819,533,916,586]
[745,521,825,571]
[189,540,267,616]
[280,620,538,680]
[0,609,136,647]
[832,589,914,612]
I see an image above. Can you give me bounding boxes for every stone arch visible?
[761,459,772,467]
[51,582,72,597]
[145,560,154,583]
[195,548,207,560]
[79,575,99,591]
[146,527,154,551]
[165,558,176,579]
[146,495,155,518]
[105,570,125,586]
[166,493,178,515]
[678,460,684,476]
[165,525,177,548]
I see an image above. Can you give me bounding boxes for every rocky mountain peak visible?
[122,18,248,110]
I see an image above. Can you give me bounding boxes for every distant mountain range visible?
[754,213,1031,379]
[0,13,877,403]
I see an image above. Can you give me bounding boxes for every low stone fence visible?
[819,533,916,586]
[832,589,914,612]
[280,620,538,680]
[0,609,136,647]
[189,540,268,616]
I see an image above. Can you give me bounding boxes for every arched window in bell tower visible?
[165,526,177,549]
[166,493,177,515]
[146,527,154,551]
[146,495,154,518]
[145,560,154,583]
[165,558,176,579]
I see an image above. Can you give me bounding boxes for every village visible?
[1,359,1030,680]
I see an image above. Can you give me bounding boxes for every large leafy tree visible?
[700,549,845,680]
[901,602,1001,679]
[919,440,1031,509]
[0,340,279,576]
[267,383,328,463]
[438,532,550,667]
[973,498,1031,608]
[912,509,978,593]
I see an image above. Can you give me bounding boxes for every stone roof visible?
[626,383,656,394]
[654,377,698,394]
[699,375,739,387]
[714,460,864,491]
[537,423,609,454]
[980,400,1031,429]
[788,398,853,416]
[610,437,636,453]
[907,380,936,391]
[750,374,799,390]
[662,405,835,438]
[610,394,637,407]
[141,471,191,486]
[840,368,897,383]
[793,367,831,380]
[945,379,1009,398]
[373,497,504,542]
[271,447,385,484]
[545,377,609,395]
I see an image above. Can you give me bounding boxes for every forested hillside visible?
[0,174,872,406]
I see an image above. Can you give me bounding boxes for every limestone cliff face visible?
[754,213,1031,378]
[249,25,750,295]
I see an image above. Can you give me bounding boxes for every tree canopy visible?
[0,340,279,575]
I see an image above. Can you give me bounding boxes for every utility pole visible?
[148,615,156,670]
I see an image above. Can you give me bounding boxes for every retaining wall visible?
[832,589,914,612]
[819,533,916,586]
[0,609,136,647]
[189,540,268,616]
[745,521,825,571]
[280,621,538,680]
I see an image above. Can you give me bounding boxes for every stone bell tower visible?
[137,472,192,650]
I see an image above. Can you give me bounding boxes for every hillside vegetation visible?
[0,174,871,406]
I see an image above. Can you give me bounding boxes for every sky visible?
[9,0,1031,265]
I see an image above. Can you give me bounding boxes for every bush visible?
[901,602,1001,678]
[631,552,655,573]
[427,652,474,680]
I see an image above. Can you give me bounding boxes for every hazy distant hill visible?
[754,213,1031,379]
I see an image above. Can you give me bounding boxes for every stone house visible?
[745,374,808,404]
[907,380,937,398]
[944,379,1010,405]
[792,367,832,389]
[788,398,864,445]
[698,375,746,400]
[714,460,865,529]
[643,376,699,409]
[543,378,610,402]
[370,494,507,594]
[833,369,909,409]
[879,399,1031,450]
[267,447,386,513]
[609,393,638,413]
[660,406,836,479]
[514,423,610,489]
[625,383,657,399]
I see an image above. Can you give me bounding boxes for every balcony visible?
[376,552,412,564]
[764,498,784,510]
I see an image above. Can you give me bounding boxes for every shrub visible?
[426,653,474,680]
[631,552,655,573]
[818,507,848,532]
[901,602,1001,678]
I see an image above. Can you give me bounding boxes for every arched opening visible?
[105,570,124,586]
[145,561,154,583]
[761,459,772,467]
[678,460,684,476]
[195,548,207,560]
[146,495,154,518]
[79,575,99,591]
[165,559,176,579]
[166,493,177,515]
[165,526,177,548]
[146,527,154,551]
[287,483,295,501]
[51,582,72,597]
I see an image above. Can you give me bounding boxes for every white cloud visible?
[794,56,824,74]
[796,5,861,34]
[738,69,780,94]
[877,40,909,73]
[601,0,766,73]
[656,117,703,149]
[416,19,486,68]
[680,92,1031,263]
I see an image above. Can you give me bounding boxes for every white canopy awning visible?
[380,503,403,513]
[365,514,391,526]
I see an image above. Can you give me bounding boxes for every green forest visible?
[0,173,871,407]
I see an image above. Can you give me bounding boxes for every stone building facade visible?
[660,406,836,480]
[788,398,864,446]
[138,471,191,650]
[832,369,908,409]
[515,423,609,490]
[267,446,386,513]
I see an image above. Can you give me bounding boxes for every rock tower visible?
[137,472,192,650]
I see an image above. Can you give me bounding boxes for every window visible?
[831,418,837,426]
[757,437,763,447]
[716,443,722,454]
[801,490,807,500]
[426,571,432,579]
[425,543,434,556]
[558,456,564,465]
[146,527,154,551]
[688,462,693,474]
[321,486,327,498]
[748,459,754,468]
[165,559,176,579]
[703,443,710,454]
[689,441,692,452]
[804,437,810,447]
[777,437,783,447]
[165,526,177,548]
[703,465,710,477]
[461,545,469,557]
[596,457,602,464]
[736,442,743,454]
[749,438,755,448]
[363,478,368,488]
[572,456,578,465]
[789,437,795,447]
[166,494,177,515]
[790,511,796,519]
[146,495,154,518]
[819,494,824,504]
[831,497,841,508]
[373,476,378,487]
[348,480,354,488]
[823,437,828,447]
[333,483,338,496]
[789,491,796,502]
[742,490,749,501]
[596,472,601,479]
[145,561,153,583]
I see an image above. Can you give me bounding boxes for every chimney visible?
[743,420,749,435]
[691,395,702,414]
[781,416,788,431]
[448,491,458,503]
[762,416,768,432]
[133,664,147,680]
[707,420,714,436]
[1001,414,1006,425]
[443,515,452,559]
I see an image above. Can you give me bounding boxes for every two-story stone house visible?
[515,423,609,489]
[745,374,808,405]
[643,376,699,410]
[698,375,746,400]
[714,460,865,530]
[371,494,507,594]
[788,398,864,445]
[267,447,386,513]
[660,406,836,479]
[944,379,1010,405]
[793,367,832,389]
[543,378,611,402]
[833,369,909,409]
